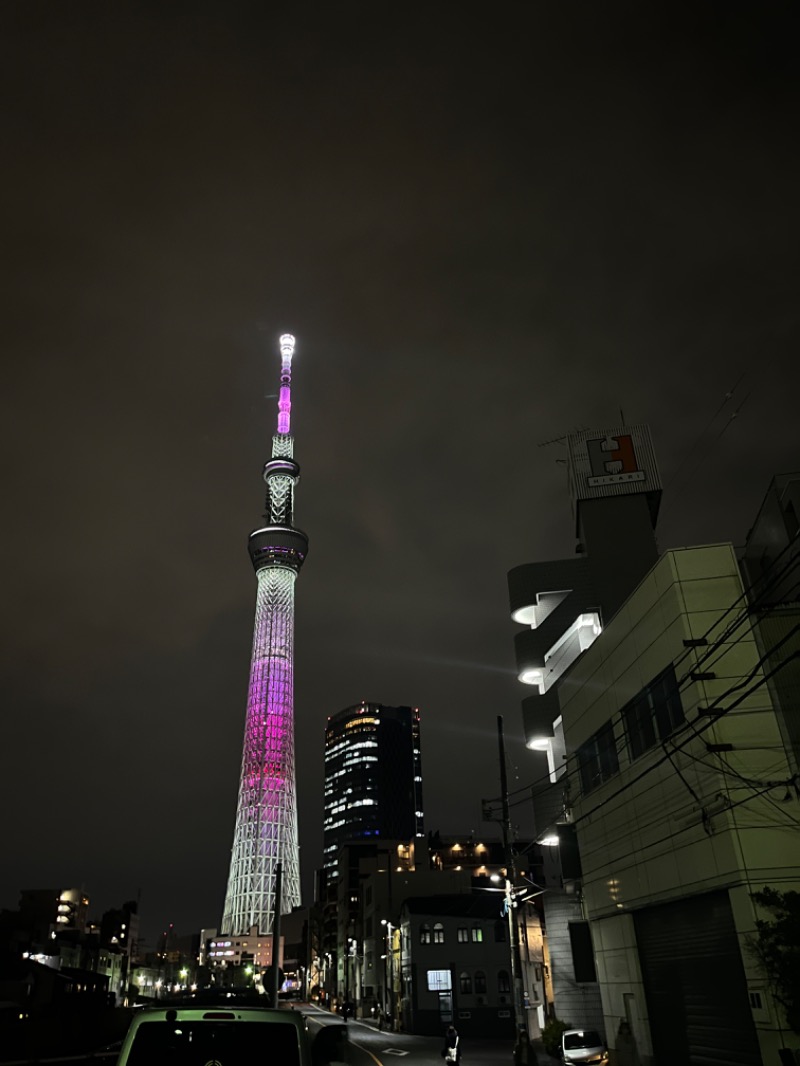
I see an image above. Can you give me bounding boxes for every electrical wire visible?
[665,372,747,492]
[497,538,800,810]
[501,592,799,816]
[570,649,800,828]
[570,782,800,889]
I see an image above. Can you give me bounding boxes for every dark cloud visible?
[1,2,798,941]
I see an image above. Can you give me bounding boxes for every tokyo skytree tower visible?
[221,334,308,935]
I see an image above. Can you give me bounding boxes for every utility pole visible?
[498,714,526,1035]
[271,861,283,1007]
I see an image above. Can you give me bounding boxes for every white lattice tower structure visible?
[221,333,308,936]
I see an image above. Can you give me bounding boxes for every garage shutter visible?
[634,891,760,1066]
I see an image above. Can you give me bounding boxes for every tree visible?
[749,888,800,1034]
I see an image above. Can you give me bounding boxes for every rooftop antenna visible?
[537,427,589,448]
[276,333,295,436]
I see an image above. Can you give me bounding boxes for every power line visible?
[571,649,800,828]
[507,592,800,814]
[665,372,748,496]
[501,544,800,811]
[569,779,800,884]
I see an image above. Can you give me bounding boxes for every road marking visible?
[382,1050,409,1056]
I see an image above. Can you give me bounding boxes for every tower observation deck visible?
[221,334,308,936]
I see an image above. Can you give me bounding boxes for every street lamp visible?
[380,920,396,1030]
[343,938,356,1019]
[323,953,332,1004]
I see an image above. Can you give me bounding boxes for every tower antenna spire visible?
[276,333,295,438]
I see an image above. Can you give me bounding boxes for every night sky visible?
[2,3,797,945]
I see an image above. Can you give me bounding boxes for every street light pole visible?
[381,919,395,1029]
[271,861,283,1007]
[498,714,526,1035]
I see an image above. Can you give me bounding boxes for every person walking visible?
[442,1024,461,1063]
[615,1020,641,1066]
[513,1029,538,1065]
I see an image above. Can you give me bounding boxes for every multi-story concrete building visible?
[324,832,549,1036]
[740,472,800,776]
[509,425,663,1039]
[510,435,800,1065]
[559,541,800,1065]
[397,894,546,1037]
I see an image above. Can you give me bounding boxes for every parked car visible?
[116,1002,347,1065]
[561,1028,608,1064]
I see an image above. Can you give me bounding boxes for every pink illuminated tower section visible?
[221,333,308,936]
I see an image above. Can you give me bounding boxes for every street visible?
[303,1004,560,1066]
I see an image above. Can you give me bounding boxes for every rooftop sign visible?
[567,425,662,505]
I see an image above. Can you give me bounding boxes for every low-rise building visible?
[398,894,545,1037]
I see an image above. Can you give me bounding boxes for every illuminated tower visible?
[221,334,308,936]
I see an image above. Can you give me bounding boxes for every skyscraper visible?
[322,702,424,879]
[221,334,308,936]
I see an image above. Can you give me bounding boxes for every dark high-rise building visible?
[322,702,424,879]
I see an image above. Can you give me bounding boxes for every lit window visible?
[426,969,451,991]
[471,926,483,943]
[420,924,431,945]
[433,923,445,944]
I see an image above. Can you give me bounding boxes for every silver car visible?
[561,1028,608,1064]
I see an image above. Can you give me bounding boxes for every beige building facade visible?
[560,545,800,1064]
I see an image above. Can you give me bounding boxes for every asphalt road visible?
[303,1004,560,1066]
[0,1003,560,1066]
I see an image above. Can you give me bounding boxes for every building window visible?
[569,921,597,983]
[494,921,506,943]
[420,924,431,945]
[498,970,511,993]
[577,719,619,796]
[475,970,487,994]
[433,923,445,944]
[427,969,452,991]
[457,926,469,943]
[471,925,483,943]
[623,665,684,760]
[459,971,472,994]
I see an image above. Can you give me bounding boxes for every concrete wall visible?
[542,890,604,1038]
